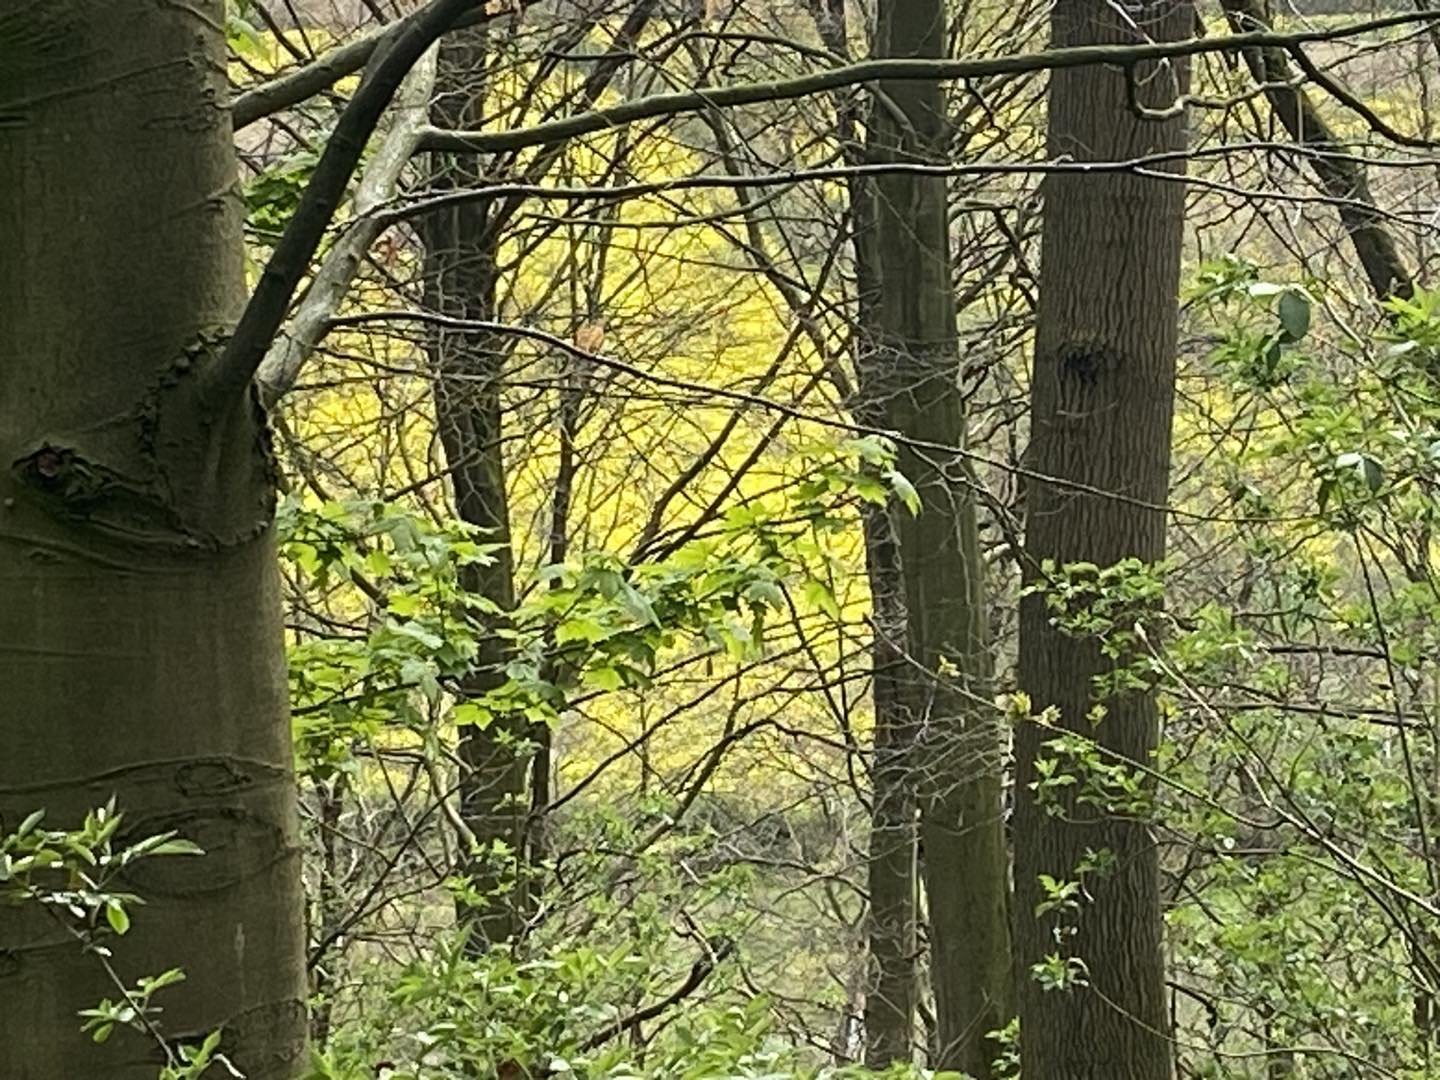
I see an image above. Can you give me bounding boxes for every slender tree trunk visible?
[0,3,306,1077]
[310,775,348,1049]
[860,501,921,1068]
[1011,0,1191,1076]
[534,331,588,865]
[855,0,1013,1072]
[422,25,532,949]
[420,9,657,946]
[1220,0,1412,301]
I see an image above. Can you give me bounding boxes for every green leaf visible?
[851,474,889,505]
[555,616,608,645]
[393,622,444,650]
[105,902,130,935]
[1335,451,1384,492]
[1278,289,1312,341]
[139,968,187,993]
[1262,336,1283,376]
[802,578,842,621]
[845,434,895,465]
[743,579,785,609]
[618,584,660,627]
[585,665,625,692]
[884,470,921,515]
[147,838,205,858]
[451,701,493,729]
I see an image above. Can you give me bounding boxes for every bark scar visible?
[11,331,279,551]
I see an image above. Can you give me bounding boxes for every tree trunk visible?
[803,3,922,1063]
[419,8,656,947]
[1011,0,1191,1076]
[856,0,1014,1072]
[0,3,307,1077]
[860,502,921,1069]
[422,25,532,949]
[1220,0,1412,301]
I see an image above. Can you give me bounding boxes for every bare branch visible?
[417,12,1440,156]
[1221,0,1414,299]
[230,3,508,130]
[320,308,1297,524]
[578,940,736,1052]
[216,0,482,403]
[254,45,438,406]
[367,146,1429,228]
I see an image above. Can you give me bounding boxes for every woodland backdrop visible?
[5,0,1440,1077]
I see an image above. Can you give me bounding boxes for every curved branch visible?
[230,3,507,130]
[578,940,736,1052]
[1221,0,1414,299]
[417,11,1440,155]
[254,45,438,406]
[216,0,482,402]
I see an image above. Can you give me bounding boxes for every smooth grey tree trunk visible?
[0,3,307,1077]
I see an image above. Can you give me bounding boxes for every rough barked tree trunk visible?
[1011,0,1191,1076]
[422,24,533,949]
[856,0,1013,1071]
[803,5,921,1063]
[0,3,307,1077]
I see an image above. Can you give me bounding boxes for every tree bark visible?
[419,7,656,947]
[255,44,439,407]
[859,501,921,1069]
[1011,0,1190,1076]
[855,1,1014,1073]
[0,3,307,1077]
[422,24,532,949]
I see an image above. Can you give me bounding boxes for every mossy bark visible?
[0,4,307,1076]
